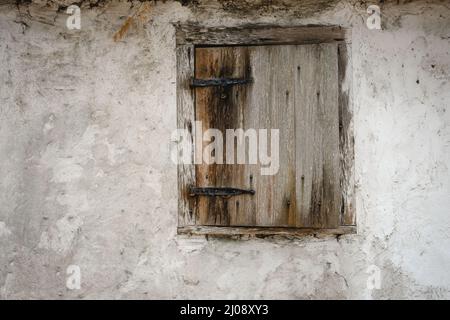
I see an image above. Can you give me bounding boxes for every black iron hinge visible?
[189,187,255,198]
[190,77,253,88]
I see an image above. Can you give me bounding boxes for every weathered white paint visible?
[0,0,449,299]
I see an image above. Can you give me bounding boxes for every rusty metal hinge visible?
[190,77,253,88]
[189,187,255,198]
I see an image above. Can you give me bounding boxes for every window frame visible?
[175,24,355,237]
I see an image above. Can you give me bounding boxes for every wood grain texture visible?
[176,25,349,46]
[178,225,356,237]
[195,46,252,226]
[295,43,341,228]
[248,46,296,227]
[338,42,356,226]
[195,46,296,227]
[176,44,197,227]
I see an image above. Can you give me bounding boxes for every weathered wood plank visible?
[176,44,197,227]
[338,42,356,226]
[176,25,349,46]
[295,43,341,228]
[248,46,296,227]
[195,47,253,226]
[178,225,356,237]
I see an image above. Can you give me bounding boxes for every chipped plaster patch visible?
[0,221,12,237]
[38,214,83,254]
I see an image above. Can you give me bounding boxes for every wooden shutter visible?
[193,43,340,228]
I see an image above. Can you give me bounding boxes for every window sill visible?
[178,225,356,238]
